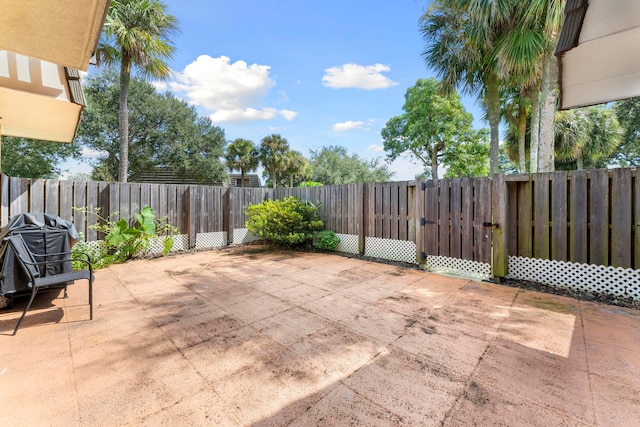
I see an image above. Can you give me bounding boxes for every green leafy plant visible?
[314,230,340,251]
[71,233,114,270]
[73,206,178,268]
[298,181,323,187]
[245,196,324,247]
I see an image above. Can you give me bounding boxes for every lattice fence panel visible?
[335,233,359,254]
[195,232,227,249]
[425,256,491,280]
[508,256,640,301]
[364,237,416,264]
[145,234,189,255]
[232,228,260,244]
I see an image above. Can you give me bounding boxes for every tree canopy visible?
[504,105,622,171]
[381,78,488,180]
[77,71,227,184]
[554,107,622,170]
[613,97,640,167]
[308,145,393,184]
[0,137,81,178]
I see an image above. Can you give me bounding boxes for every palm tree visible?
[421,0,515,175]
[283,150,310,187]
[555,107,622,170]
[497,1,565,172]
[502,87,530,173]
[225,138,259,188]
[99,0,178,182]
[504,106,622,171]
[422,1,565,174]
[259,134,290,188]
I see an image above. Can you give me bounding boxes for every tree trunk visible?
[538,52,559,172]
[529,82,541,173]
[486,73,501,175]
[118,54,132,183]
[430,149,439,181]
[517,101,527,173]
[576,151,584,170]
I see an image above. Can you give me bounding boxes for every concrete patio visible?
[1,245,639,426]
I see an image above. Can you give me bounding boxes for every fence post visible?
[0,174,8,227]
[359,183,366,254]
[225,188,233,245]
[185,186,197,248]
[411,180,426,267]
[491,173,508,281]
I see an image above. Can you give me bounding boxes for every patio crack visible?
[64,318,84,426]
[578,304,598,426]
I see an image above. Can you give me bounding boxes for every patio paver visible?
[1,245,639,426]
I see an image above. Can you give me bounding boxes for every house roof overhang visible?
[556,0,640,109]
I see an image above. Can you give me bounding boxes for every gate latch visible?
[421,218,435,226]
[483,222,499,229]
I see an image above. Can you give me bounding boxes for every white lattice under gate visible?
[335,233,359,254]
[195,232,227,249]
[232,228,260,244]
[364,237,416,264]
[424,256,492,281]
[508,256,640,301]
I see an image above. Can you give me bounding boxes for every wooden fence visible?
[2,167,640,277]
[504,168,640,269]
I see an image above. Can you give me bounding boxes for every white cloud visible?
[387,156,425,181]
[280,109,298,121]
[170,55,297,123]
[210,108,298,123]
[322,63,398,89]
[332,120,364,132]
[367,144,384,152]
[151,80,168,92]
[81,147,104,159]
[277,90,290,103]
[78,70,89,85]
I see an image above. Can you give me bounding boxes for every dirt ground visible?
[1,245,639,426]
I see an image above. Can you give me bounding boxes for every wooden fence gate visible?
[414,177,496,279]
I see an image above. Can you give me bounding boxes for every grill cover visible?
[0,213,79,295]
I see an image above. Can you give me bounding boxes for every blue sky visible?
[69,0,487,181]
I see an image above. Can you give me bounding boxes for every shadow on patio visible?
[1,245,639,426]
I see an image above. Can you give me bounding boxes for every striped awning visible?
[0,51,86,143]
[0,0,109,142]
[0,0,109,72]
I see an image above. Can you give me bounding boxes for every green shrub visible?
[246,196,324,247]
[299,181,323,187]
[314,230,340,251]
